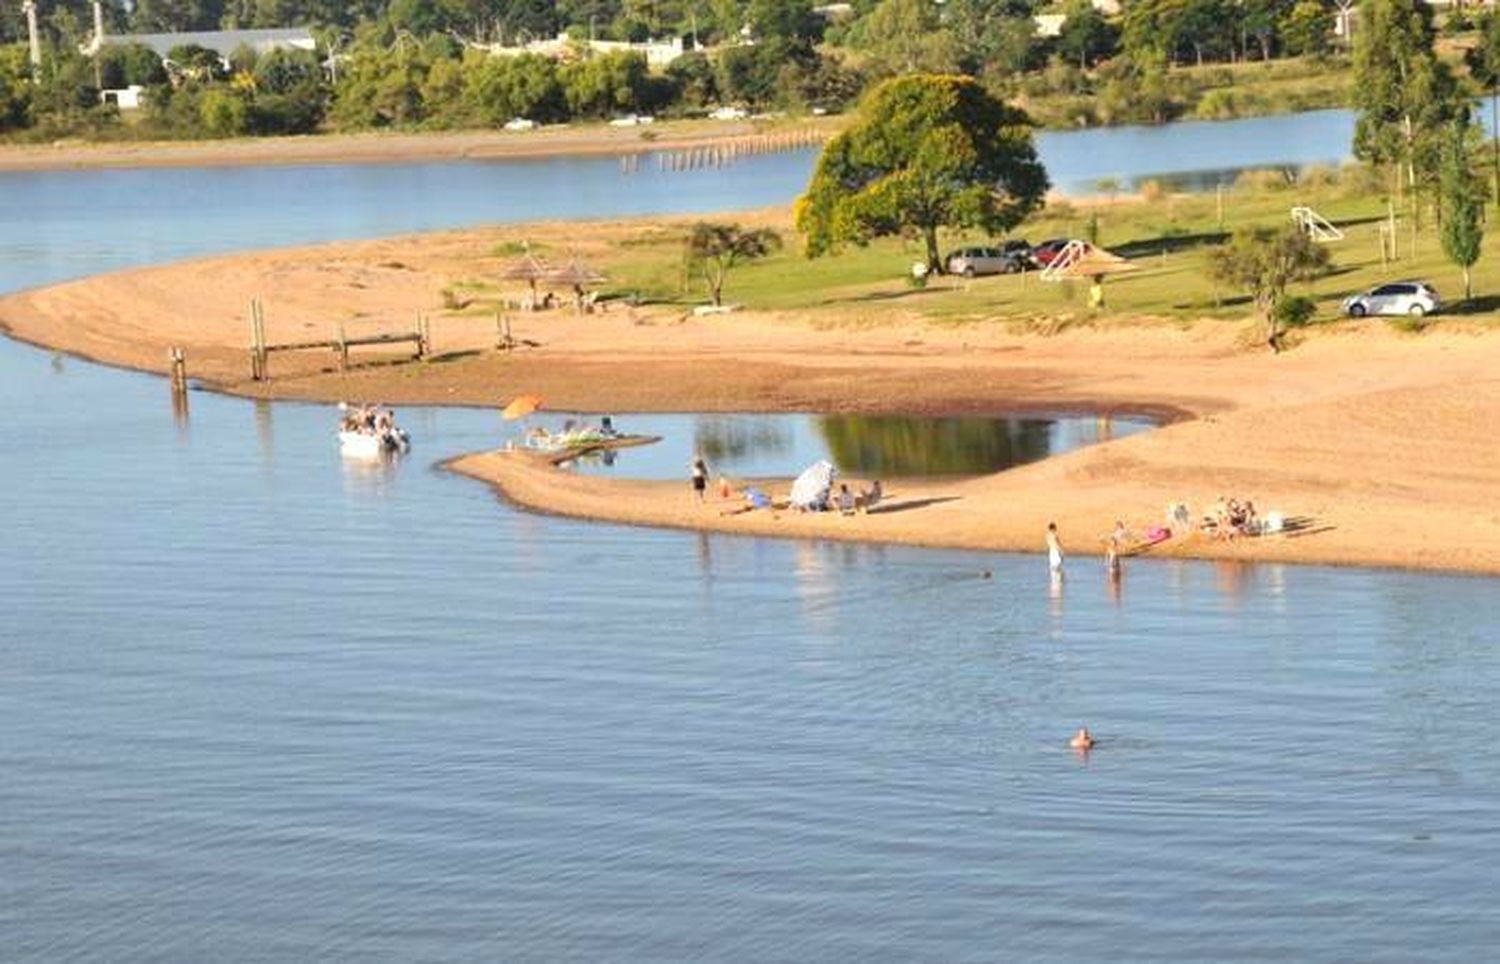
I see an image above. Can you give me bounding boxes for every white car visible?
[503,117,537,131]
[708,106,747,120]
[608,114,655,127]
[1342,281,1439,318]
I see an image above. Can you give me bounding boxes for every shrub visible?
[1273,294,1318,329]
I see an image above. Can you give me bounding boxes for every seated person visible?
[856,480,884,514]
[836,484,856,516]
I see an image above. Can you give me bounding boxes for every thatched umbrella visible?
[1039,242,1138,308]
[544,255,608,312]
[499,252,552,308]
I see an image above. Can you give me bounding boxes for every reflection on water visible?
[563,411,1156,480]
[695,416,793,464]
[819,414,1055,476]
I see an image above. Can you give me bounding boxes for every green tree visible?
[0,44,32,132]
[199,85,250,135]
[1056,0,1117,69]
[850,0,961,77]
[683,222,783,305]
[1279,0,1332,58]
[1352,0,1460,205]
[1464,10,1500,204]
[1206,225,1331,351]
[97,42,170,89]
[559,50,650,117]
[795,74,1048,273]
[1438,121,1485,302]
[465,52,565,124]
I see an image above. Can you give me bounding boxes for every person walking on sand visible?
[690,455,709,504]
[1046,522,1065,574]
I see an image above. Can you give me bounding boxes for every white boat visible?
[338,427,410,458]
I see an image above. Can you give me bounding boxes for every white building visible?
[100,84,146,110]
[479,33,689,68]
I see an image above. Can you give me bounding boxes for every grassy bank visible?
[440,169,1499,337]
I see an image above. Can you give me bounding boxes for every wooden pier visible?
[248,298,432,381]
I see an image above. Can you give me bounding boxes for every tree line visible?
[0,0,1383,141]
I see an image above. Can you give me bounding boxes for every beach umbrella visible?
[503,394,544,420]
[499,251,552,306]
[1040,242,1138,280]
[789,460,837,511]
[1039,242,1139,308]
[544,255,608,310]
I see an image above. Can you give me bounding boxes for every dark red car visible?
[1030,238,1073,267]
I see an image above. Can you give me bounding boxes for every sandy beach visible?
[0,118,837,173]
[4,218,1500,576]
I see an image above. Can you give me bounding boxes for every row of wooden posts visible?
[244,299,521,381]
[162,302,522,393]
[617,128,828,174]
[247,298,436,381]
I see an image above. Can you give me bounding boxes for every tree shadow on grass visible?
[1441,294,1500,315]
[1113,230,1229,258]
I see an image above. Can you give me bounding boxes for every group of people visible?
[691,454,884,517]
[1209,496,1260,539]
[339,403,398,437]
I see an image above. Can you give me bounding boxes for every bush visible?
[1273,294,1317,329]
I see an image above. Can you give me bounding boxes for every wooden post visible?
[168,346,188,394]
[336,322,349,372]
[414,313,429,360]
[249,299,267,380]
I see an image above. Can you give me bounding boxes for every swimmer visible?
[1069,727,1095,751]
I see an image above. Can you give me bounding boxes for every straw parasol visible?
[1041,242,1138,279]
[544,255,607,310]
[1040,242,1138,309]
[499,251,552,307]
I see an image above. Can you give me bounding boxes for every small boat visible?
[339,427,410,458]
[337,404,410,457]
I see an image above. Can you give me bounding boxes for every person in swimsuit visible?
[690,455,709,503]
[1069,727,1095,751]
[1046,522,1064,574]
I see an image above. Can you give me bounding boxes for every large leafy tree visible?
[1438,121,1485,303]
[1206,225,1331,352]
[795,74,1048,274]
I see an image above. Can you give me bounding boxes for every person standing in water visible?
[1046,522,1065,574]
[690,455,709,504]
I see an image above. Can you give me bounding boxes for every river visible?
[4,112,1500,960]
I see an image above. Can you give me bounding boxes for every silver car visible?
[946,242,1031,277]
[1342,281,1440,317]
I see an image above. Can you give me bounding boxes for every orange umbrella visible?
[503,394,543,420]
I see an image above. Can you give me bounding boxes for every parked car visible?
[503,117,537,131]
[946,241,1032,276]
[1030,238,1073,267]
[1342,281,1440,317]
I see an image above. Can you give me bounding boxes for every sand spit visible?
[5,224,1500,575]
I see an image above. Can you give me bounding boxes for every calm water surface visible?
[541,411,1155,478]
[4,127,1500,959]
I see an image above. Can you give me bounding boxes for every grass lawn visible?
[515,171,1494,335]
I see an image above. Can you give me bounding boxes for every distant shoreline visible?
[0,118,840,174]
